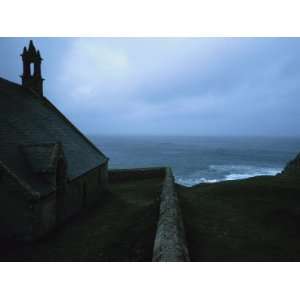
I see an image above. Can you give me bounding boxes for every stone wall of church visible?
[33,194,56,239]
[61,162,108,220]
[0,161,108,241]
[33,161,108,240]
[0,164,36,241]
[109,167,166,183]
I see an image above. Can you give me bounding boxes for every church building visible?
[0,40,109,241]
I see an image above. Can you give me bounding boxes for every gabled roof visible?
[20,142,61,174]
[0,77,108,196]
[0,160,40,200]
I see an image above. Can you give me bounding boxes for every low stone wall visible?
[152,167,190,262]
[108,167,166,183]
[109,166,190,261]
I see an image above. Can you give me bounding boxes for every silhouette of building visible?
[21,40,44,96]
[0,40,109,241]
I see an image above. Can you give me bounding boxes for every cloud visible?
[1,37,300,136]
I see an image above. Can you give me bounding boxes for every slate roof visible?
[21,143,61,174]
[0,77,108,197]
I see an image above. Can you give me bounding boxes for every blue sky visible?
[1,37,300,136]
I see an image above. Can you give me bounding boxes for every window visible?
[83,182,87,200]
[82,182,87,208]
[55,158,67,222]
[56,159,66,194]
[98,168,102,184]
[30,63,34,76]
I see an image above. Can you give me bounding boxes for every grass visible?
[0,177,162,261]
[177,175,300,261]
[3,172,299,262]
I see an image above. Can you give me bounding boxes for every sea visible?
[89,135,300,187]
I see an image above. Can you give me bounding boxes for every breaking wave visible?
[176,177,219,187]
[176,164,282,187]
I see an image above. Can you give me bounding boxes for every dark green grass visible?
[1,177,162,261]
[177,175,300,261]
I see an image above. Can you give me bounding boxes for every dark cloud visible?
[0,37,300,136]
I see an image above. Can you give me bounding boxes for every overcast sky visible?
[1,37,300,136]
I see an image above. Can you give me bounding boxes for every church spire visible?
[21,40,44,96]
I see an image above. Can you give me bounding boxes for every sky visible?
[1,37,300,136]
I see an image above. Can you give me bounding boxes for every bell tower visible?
[21,40,44,96]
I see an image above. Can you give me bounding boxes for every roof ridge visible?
[49,142,60,171]
[0,77,23,89]
[20,142,61,174]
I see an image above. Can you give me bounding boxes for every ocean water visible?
[89,135,300,187]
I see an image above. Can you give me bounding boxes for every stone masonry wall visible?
[108,167,166,183]
[152,167,190,262]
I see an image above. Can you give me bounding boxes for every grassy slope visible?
[177,175,300,261]
[1,177,162,262]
